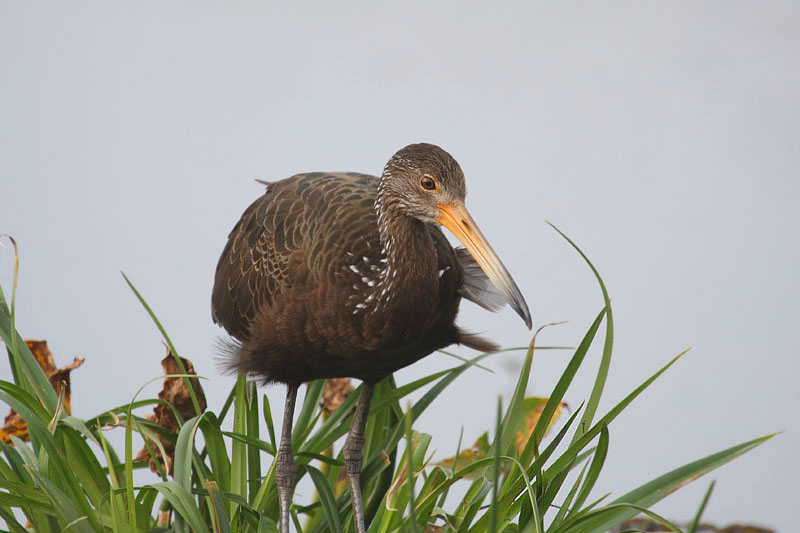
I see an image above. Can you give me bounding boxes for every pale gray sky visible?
[1,2,798,530]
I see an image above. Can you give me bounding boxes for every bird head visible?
[381,143,466,223]
[380,143,532,329]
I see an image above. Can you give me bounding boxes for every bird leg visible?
[276,383,299,533]
[342,382,376,533]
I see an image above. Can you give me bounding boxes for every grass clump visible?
[0,230,774,532]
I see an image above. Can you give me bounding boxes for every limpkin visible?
[212,143,531,533]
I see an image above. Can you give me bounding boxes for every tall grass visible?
[0,230,774,532]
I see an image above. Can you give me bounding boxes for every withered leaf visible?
[135,349,207,476]
[1,340,84,444]
[434,397,566,480]
[321,377,353,415]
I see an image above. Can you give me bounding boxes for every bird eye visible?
[419,175,437,191]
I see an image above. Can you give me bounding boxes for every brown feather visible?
[457,329,500,353]
[211,145,518,385]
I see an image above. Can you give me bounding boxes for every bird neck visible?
[373,191,439,311]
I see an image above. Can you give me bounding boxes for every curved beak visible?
[436,202,532,329]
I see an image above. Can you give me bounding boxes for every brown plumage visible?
[211,143,531,533]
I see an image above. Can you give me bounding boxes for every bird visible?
[211,143,531,533]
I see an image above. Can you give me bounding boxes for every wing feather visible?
[212,182,295,340]
[211,173,381,341]
[455,247,507,312]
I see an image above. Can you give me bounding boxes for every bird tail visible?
[214,335,246,375]
[457,328,500,353]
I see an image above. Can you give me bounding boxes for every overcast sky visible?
[2,2,798,530]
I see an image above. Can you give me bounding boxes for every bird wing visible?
[212,172,381,341]
[212,181,292,340]
[455,246,507,312]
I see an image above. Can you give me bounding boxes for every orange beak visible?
[436,202,532,329]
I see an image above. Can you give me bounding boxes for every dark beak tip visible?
[512,300,533,330]
[523,312,533,330]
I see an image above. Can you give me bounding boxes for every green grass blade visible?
[59,423,110,514]
[688,480,715,533]
[558,502,684,533]
[545,349,687,478]
[0,474,51,509]
[547,222,615,442]
[0,505,29,533]
[489,397,502,533]
[474,402,584,532]
[435,426,463,509]
[293,379,325,444]
[262,391,277,451]
[231,375,248,504]
[304,370,449,459]
[222,430,276,455]
[206,480,233,533]
[85,398,163,428]
[363,351,495,481]
[216,383,237,425]
[307,466,343,533]
[476,454,545,533]
[0,260,58,412]
[404,407,419,533]
[0,380,51,426]
[95,424,126,532]
[174,415,206,492]
[121,271,203,417]
[199,413,231,493]
[150,480,211,533]
[0,390,89,513]
[296,451,344,466]
[26,466,96,533]
[568,424,609,516]
[0,441,32,483]
[132,416,170,480]
[496,336,535,462]
[566,434,775,533]
[549,457,588,529]
[453,478,491,530]
[410,456,516,522]
[134,486,160,529]
[246,380,262,499]
[531,307,607,448]
[124,406,137,530]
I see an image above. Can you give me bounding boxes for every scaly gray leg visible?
[276,383,299,533]
[342,382,376,533]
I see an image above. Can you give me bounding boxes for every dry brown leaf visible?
[316,378,355,496]
[0,410,27,444]
[434,397,567,480]
[135,349,207,476]
[513,397,566,452]
[1,340,84,444]
[320,377,353,415]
